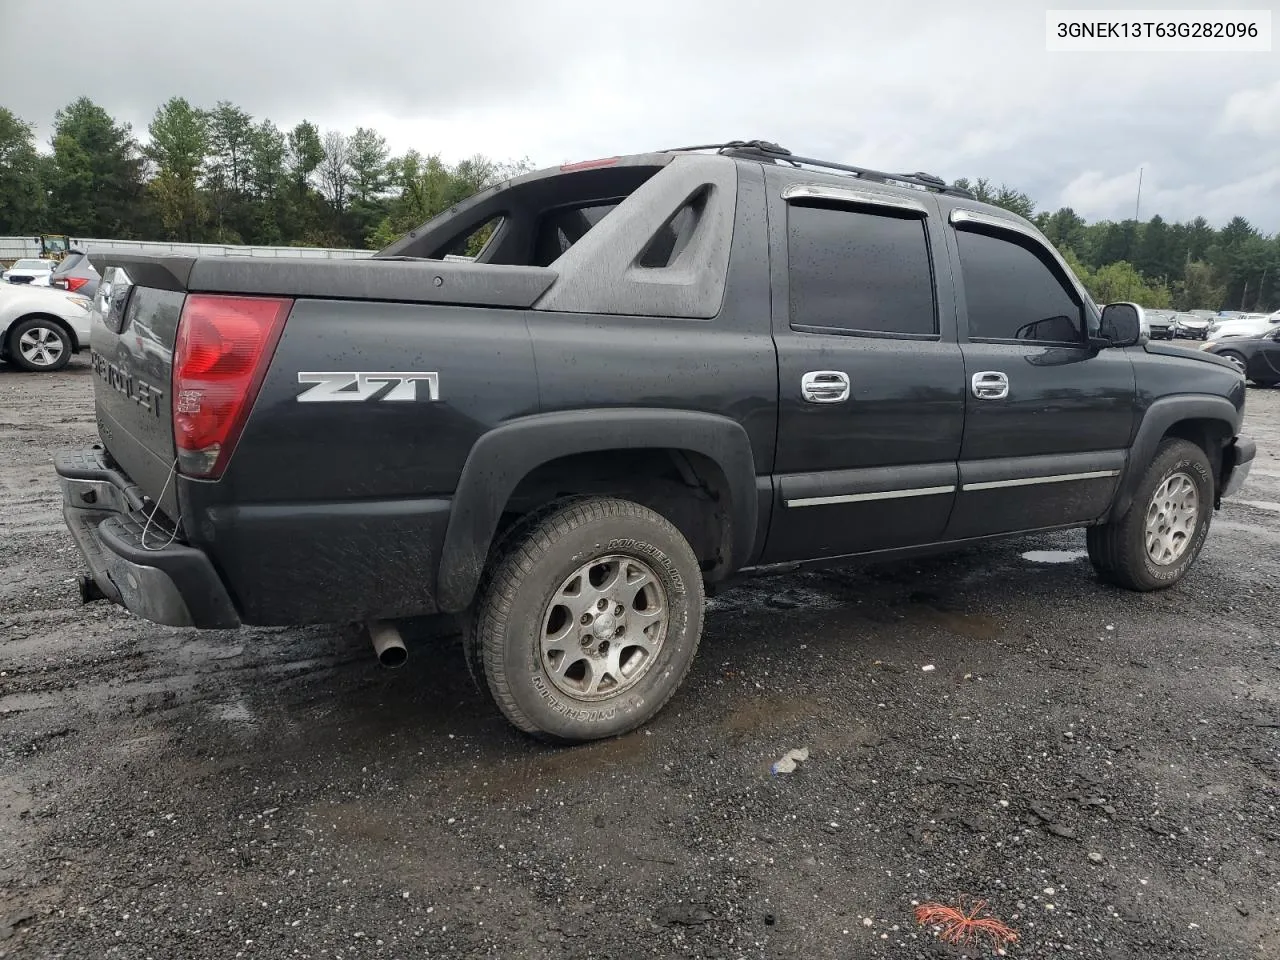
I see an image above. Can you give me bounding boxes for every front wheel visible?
[470,497,704,742]
[1087,438,1214,591]
[1217,350,1247,377]
[7,317,72,372]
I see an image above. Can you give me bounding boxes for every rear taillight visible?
[63,276,89,292]
[172,294,292,478]
[52,277,68,289]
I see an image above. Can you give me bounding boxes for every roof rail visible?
[661,140,976,200]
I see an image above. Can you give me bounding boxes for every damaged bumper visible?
[54,447,241,629]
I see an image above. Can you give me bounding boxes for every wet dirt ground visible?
[1,359,1278,959]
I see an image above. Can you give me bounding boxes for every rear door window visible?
[787,203,937,338]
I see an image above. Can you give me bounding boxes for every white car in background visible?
[1206,314,1280,343]
[3,258,57,286]
[0,283,94,371]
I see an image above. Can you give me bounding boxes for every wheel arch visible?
[437,409,758,613]
[1108,395,1240,521]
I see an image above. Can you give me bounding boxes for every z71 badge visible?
[296,371,440,403]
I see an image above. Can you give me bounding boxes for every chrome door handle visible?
[801,370,850,403]
[971,371,1009,400]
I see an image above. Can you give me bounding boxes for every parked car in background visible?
[1202,323,1280,385]
[3,258,57,286]
[0,283,94,371]
[1207,314,1279,342]
[48,251,101,299]
[1144,309,1175,339]
[1173,312,1210,340]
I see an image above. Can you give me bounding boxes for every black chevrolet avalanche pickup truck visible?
[55,140,1255,742]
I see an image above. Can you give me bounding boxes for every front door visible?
[941,209,1137,540]
[761,174,966,563]
[1246,329,1280,383]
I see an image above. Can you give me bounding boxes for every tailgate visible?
[87,264,182,521]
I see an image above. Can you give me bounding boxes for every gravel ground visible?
[1,358,1278,960]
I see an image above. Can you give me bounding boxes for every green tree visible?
[146,97,209,239]
[952,177,1035,219]
[247,120,286,199]
[1227,234,1276,310]
[246,119,287,244]
[368,151,531,250]
[348,127,390,204]
[1184,216,1215,261]
[1136,214,1173,281]
[0,107,46,233]
[1089,260,1172,308]
[207,101,253,193]
[1059,246,1093,290]
[286,120,324,189]
[1040,207,1087,253]
[283,120,326,244]
[991,185,1035,219]
[204,101,255,241]
[1174,260,1226,311]
[47,97,145,237]
[344,127,392,247]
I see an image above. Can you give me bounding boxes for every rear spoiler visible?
[86,253,558,309]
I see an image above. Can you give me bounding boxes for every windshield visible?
[12,260,49,270]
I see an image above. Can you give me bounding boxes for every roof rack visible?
[661,140,976,200]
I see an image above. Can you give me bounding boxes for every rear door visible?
[761,174,966,563]
[941,208,1136,540]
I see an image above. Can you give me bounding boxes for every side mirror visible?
[1098,302,1143,348]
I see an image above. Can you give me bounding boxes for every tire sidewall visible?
[1219,351,1246,377]
[1132,446,1213,588]
[10,318,71,372]
[494,512,702,740]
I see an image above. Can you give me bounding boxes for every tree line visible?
[1,97,1278,312]
[0,97,529,252]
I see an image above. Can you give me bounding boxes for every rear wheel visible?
[1087,438,1213,591]
[470,496,704,742]
[7,317,71,372]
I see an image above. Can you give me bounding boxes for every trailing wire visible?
[138,458,183,551]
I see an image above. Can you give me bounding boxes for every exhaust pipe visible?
[366,620,408,668]
[78,574,108,604]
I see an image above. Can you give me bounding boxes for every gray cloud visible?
[1,0,1276,229]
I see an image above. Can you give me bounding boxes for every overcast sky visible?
[1,0,1277,230]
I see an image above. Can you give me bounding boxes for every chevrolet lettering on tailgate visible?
[91,351,164,417]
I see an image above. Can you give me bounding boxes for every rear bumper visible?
[1221,436,1255,499]
[54,448,241,628]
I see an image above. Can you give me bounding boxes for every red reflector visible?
[559,156,620,172]
[173,294,292,478]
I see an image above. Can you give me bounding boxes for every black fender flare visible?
[436,408,758,612]
[1108,394,1241,522]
